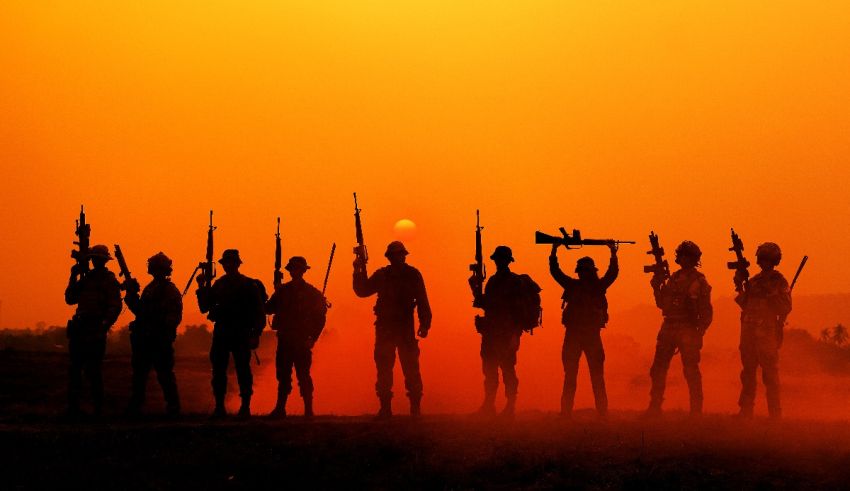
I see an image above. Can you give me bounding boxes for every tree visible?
[820,328,833,343]
[831,324,848,347]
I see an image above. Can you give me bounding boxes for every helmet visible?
[489,245,514,262]
[218,249,242,265]
[285,256,310,272]
[147,252,173,273]
[675,241,702,261]
[756,242,782,265]
[87,244,113,261]
[384,241,409,257]
[575,256,598,272]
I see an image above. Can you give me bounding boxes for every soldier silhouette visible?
[265,256,328,418]
[469,246,540,417]
[646,241,713,417]
[196,249,266,418]
[64,244,122,418]
[734,242,792,418]
[354,241,431,419]
[549,241,618,418]
[123,252,183,417]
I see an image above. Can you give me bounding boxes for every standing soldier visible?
[265,256,328,418]
[124,252,183,417]
[469,246,539,417]
[196,249,266,418]
[734,242,792,418]
[646,241,713,417]
[64,244,122,417]
[549,242,619,418]
[354,241,432,419]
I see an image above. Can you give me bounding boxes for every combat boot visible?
[374,397,392,421]
[269,392,288,419]
[304,397,314,419]
[501,397,516,419]
[735,406,754,419]
[641,400,663,420]
[409,397,422,418]
[238,397,251,419]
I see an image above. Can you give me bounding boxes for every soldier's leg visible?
[648,328,677,411]
[153,340,180,414]
[233,343,254,414]
[294,346,314,400]
[759,329,782,418]
[209,335,230,412]
[561,329,582,416]
[738,326,758,416]
[67,337,84,414]
[128,335,153,412]
[373,331,396,415]
[500,334,521,414]
[584,329,608,416]
[398,335,423,415]
[85,336,107,415]
[679,329,704,414]
[480,334,500,410]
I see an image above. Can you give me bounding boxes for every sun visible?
[393,219,417,240]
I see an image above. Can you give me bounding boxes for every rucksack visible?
[514,274,542,334]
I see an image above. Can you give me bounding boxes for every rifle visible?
[321,243,336,308]
[71,205,91,278]
[535,228,635,249]
[469,210,486,302]
[182,210,216,296]
[727,228,750,292]
[113,244,135,291]
[273,217,283,289]
[778,255,808,345]
[353,193,368,270]
[643,231,670,284]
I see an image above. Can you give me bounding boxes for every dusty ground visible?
[2,351,850,489]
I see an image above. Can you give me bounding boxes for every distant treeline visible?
[0,324,215,356]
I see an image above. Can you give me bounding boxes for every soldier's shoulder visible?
[516,272,541,291]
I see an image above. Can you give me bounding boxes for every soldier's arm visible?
[64,270,81,305]
[264,287,281,314]
[164,284,183,332]
[104,276,123,327]
[601,252,619,288]
[694,278,713,331]
[548,252,574,288]
[124,285,142,315]
[196,283,213,314]
[353,268,380,298]
[414,270,432,331]
[770,276,793,317]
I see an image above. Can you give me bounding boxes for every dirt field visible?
[2,351,850,489]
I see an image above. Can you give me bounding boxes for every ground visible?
[2,351,850,489]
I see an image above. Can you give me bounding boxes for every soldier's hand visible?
[650,274,664,289]
[70,263,83,277]
[607,241,619,253]
[125,278,141,294]
[734,269,749,287]
[417,326,430,338]
[196,272,206,285]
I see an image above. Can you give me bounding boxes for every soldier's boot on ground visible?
[409,396,422,418]
[303,397,314,419]
[768,404,782,420]
[477,392,497,416]
[374,397,392,421]
[736,406,754,419]
[641,399,663,419]
[212,394,227,418]
[501,397,516,419]
[238,397,251,419]
[269,390,288,419]
[165,401,181,418]
[689,397,703,417]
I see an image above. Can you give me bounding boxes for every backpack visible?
[514,274,542,334]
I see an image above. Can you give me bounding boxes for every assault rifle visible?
[535,228,635,249]
[113,244,136,292]
[643,231,670,284]
[273,217,283,289]
[469,210,486,302]
[183,210,216,296]
[353,193,368,271]
[322,243,336,308]
[71,205,91,278]
[727,228,750,292]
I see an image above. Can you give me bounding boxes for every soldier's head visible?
[490,246,514,270]
[218,249,242,274]
[285,256,310,280]
[87,244,112,268]
[756,242,782,270]
[575,256,599,280]
[384,241,408,266]
[674,241,702,269]
[147,252,173,278]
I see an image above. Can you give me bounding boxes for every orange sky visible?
[1,2,849,412]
